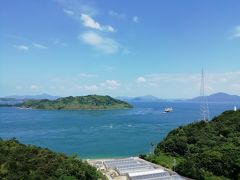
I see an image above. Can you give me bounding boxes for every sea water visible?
[0,102,238,158]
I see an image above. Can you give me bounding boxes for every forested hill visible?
[18,95,133,110]
[0,138,105,179]
[145,110,240,179]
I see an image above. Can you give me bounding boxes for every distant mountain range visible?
[1,92,239,105]
[0,94,61,105]
[117,95,163,102]
[4,93,60,100]
[188,92,240,103]
[117,92,240,103]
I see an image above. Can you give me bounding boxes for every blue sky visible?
[1,0,240,98]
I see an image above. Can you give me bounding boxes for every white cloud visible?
[106,80,120,87]
[78,73,97,78]
[132,16,139,23]
[105,25,115,32]
[108,10,126,19]
[79,5,98,16]
[57,0,98,16]
[80,13,115,32]
[63,9,74,16]
[146,73,199,83]
[6,34,29,41]
[77,85,99,91]
[79,31,119,54]
[33,43,48,49]
[232,83,240,89]
[81,13,101,30]
[232,25,240,38]
[141,71,240,96]
[14,45,29,51]
[108,10,118,16]
[52,38,68,46]
[101,80,120,90]
[137,76,146,83]
[30,85,39,90]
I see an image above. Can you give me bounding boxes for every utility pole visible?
[173,158,176,172]
[149,142,155,154]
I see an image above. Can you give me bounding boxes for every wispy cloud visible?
[81,14,101,30]
[108,10,126,19]
[101,80,120,90]
[30,85,40,90]
[80,13,115,32]
[78,73,97,78]
[58,0,129,55]
[137,76,146,83]
[47,71,240,97]
[47,77,121,95]
[52,38,68,47]
[33,43,48,49]
[63,9,74,16]
[137,71,240,96]
[106,26,115,32]
[108,10,118,16]
[58,0,98,17]
[79,31,119,54]
[132,16,139,23]
[76,85,99,91]
[8,35,49,50]
[232,25,240,38]
[6,34,30,42]
[13,45,29,51]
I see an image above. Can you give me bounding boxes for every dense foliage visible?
[19,95,133,110]
[0,138,105,180]
[147,110,240,179]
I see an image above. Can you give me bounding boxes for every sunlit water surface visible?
[0,102,238,158]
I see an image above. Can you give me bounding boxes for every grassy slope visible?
[140,153,184,170]
[0,138,106,180]
[19,95,133,110]
[143,110,240,180]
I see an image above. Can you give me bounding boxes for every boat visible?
[164,107,173,112]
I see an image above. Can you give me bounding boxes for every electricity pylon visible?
[200,69,210,121]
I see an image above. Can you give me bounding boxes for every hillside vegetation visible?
[143,110,240,180]
[19,95,133,110]
[0,138,105,180]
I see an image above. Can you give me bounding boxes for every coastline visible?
[16,107,133,111]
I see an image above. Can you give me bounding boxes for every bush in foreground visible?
[0,138,105,180]
[143,110,240,180]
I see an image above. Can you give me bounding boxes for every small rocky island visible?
[18,95,133,110]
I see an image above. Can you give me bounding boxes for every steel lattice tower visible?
[200,69,210,121]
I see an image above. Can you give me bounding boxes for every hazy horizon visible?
[1,91,240,100]
[1,0,240,98]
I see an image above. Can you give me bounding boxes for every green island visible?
[0,138,106,180]
[141,110,240,180]
[18,95,133,110]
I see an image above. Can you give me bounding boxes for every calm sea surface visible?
[0,102,239,158]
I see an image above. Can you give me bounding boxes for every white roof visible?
[128,169,165,177]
